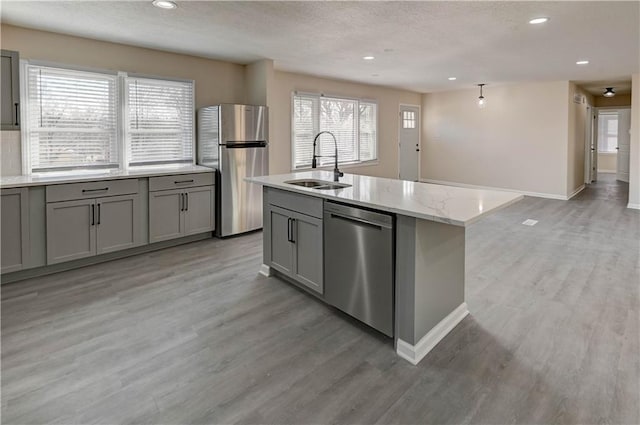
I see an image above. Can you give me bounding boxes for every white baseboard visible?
[627,203,640,210]
[567,184,585,200]
[420,178,575,201]
[396,302,469,365]
[259,264,273,277]
[597,169,616,174]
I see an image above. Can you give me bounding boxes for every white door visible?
[616,109,631,182]
[399,105,420,181]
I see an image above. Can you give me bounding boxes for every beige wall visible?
[421,81,571,198]
[270,71,421,177]
[629,73,640,208]
[567,84,593,195]
[594,94,632,108]
[598,153,617,173]
[0,24,246,175]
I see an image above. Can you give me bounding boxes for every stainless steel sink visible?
[284,179,351,190]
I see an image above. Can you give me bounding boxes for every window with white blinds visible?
[292,93,377,169]
[126,77,194,166]
[22,62,195,173]
[24,65,119,172]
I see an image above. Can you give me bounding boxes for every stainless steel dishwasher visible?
[324,201,394,337]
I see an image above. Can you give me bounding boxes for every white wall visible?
[629,73,640,209]
[421,81,571,198]
[270,71,421,177]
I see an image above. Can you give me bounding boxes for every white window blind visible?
[126,77,194,166]
[24,65,119,172]
[292,93,377,169]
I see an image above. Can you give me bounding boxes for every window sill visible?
[293,160,379,173]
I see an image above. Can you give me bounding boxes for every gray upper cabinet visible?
[149,174,214,243]
[264,188,323,294]
[1,188,29,273]
[1,50,20,130]
[46,180,142,265]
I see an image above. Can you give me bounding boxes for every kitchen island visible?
[248,171,523,365]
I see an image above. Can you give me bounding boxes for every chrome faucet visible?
[311,131,344,182]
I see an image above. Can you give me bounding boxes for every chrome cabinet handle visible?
[96,204,101,225]
[185,193,188,211]
[14,103,19,126]
[82,188,109,193]
[174,179,194,185]
[91,204,95,226]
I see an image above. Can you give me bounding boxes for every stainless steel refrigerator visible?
[197,104,268,237]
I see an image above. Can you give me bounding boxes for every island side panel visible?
[413,219,466,343]
[395,215,417,345]
[261,187,273,275]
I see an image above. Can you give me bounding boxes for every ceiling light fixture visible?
[363,56,375,60]
[529,17,549,24]
[576,60,589,65]
[603,87,616,97]
[477,83,487,109]
[152,0,177,9]
[448,77,457,81]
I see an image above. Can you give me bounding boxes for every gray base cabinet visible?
[149,174,214,243]
[264,188,323,294]
[46,199,96,264]
[1,188,29,273]
[45,180,142,265]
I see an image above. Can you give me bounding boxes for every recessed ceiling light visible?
[576,60,589,65]
[448,77,457,81]
[363,56,375,60]
[529,17,549,24]
[152,0,177,9]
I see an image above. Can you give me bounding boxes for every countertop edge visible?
[248,179,467,226]
[0,166,215,189]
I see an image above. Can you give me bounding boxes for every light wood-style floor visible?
[2,174,639,424]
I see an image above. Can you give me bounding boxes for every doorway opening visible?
[594,108,631,182]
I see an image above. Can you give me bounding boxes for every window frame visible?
[597,111,619,154]
[20,60,195,175]
[290,91,378,171]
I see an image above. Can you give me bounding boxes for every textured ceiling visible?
[1,1,638,94]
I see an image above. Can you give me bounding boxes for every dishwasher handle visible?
[329,212,387,229]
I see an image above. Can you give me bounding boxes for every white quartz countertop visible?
[0,165,214,189]
[247,171,523,227]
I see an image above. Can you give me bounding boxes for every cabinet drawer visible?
[46,179,139,203]
[149,173,214,192]
[266,187,323,219]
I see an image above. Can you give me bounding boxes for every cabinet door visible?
[149,189,183,243]
[46,199,96,264]
[1,188,29,273]
[267,205,294,276]
[183,186,214,236]
[1,50,20,130]
[96,194,141,254]
[291,213,323,294]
